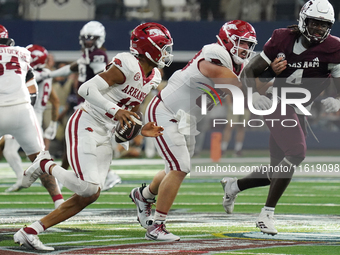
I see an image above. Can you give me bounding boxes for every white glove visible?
[252,92,273,110]
[321,97,340,113]
[35,70,51,83]
[44,121,58,140]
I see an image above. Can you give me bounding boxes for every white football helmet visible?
[79,21,106,50]
[298,0,334,43]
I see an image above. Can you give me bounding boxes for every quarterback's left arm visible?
[44,87,60,140]
[141,122,164,137]
[321,77,340,113]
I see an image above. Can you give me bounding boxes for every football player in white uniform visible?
[41,20,121,191]
[0,26,64,207]
[14,22,170,251]
[3,44,61,194]
[129,20,257,241]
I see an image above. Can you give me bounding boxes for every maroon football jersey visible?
[263,28,340,105]
[77,48,108,104]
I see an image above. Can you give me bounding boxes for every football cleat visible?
[22,151,52,188]
[102,170,122,191]
[14,228,54,251]
[255,208,278,235]
[221,177,238,214]
[5,182,25,193]
[145,221,180,241]
[129,184,155,229]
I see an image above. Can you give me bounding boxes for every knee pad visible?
[76,181,99,197]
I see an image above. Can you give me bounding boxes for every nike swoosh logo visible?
[135,198,143,213]
[86,88,89,96]
[147,233,159,239]
[126,125,136,139]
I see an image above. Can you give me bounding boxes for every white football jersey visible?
[33,68,53,124]
[161,43,234,117]
[0,45,31,106]
[82,52,161,128]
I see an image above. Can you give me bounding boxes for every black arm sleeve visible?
[258,66,276,83]
[26,68,34,82]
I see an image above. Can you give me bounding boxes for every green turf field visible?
[0,151,339,254]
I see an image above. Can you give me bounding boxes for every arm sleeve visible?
[89,62,107,74]
[78,75,122,115]
[49,64,72,78]
[25,68,34,82]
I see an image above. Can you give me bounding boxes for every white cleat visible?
[221,177,238,214]
[255,208,278,235]
[14,228,54,251]
[129,185,155,229]
[22,151,52,188]
[102,171,122,191]
[145,221,180,241]
[5,182,25,193]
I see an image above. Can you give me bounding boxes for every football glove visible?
[252,92,273,110]
[321,97,340,113]
[44,121,57,140]
[35,70,51,83]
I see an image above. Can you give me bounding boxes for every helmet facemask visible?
[79,21,106,51]
[302,18,332,44]
[80,35,100,50]
[145,37,173,69]
[217,34,256,65]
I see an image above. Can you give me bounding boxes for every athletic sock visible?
[142,185,156,200]
[263,206,275,215]
[234,142,243,152]
[221,142,228,151]
[40,159,55,174]
[154,210,167,222]
[52,194,64,209]
[24,221,46,235]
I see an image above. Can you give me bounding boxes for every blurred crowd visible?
[1,0,339,22]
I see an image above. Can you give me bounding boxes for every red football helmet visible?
[0,24,8,38]
[217,20,257,65]
[130,22,173,69]
[26,44,48,69]
[0,24,14,46]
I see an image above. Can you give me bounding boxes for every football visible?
[115,112,143,143]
